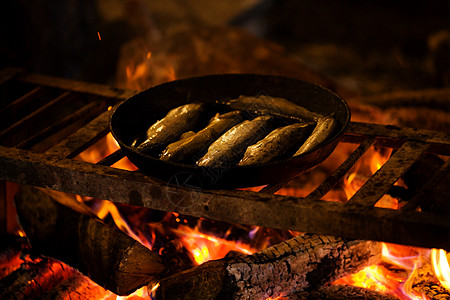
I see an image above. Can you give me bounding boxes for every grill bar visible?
[1,68,450,251]
[305,137,376,200]
[346,140,430,208]
[16,101,105,150]
[0,87,43,123]
[46,110,113,159]
[402,159,450,212]
[343,122,450,155]
[1,144,449,250]
[95,149,125,166]
[0,91,72,145]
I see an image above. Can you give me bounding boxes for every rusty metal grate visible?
[1,67,449,251]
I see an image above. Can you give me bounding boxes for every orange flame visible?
[173,223,257,265]
[76,132,137,171]
[331,145,450,299]
[431,249,450,290]
[121,49,176,92]
[74,121,450,299]
[343,146,393,204]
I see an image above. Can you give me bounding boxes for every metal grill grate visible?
[1,68,449,250]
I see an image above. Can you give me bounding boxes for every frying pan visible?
[110,74,350,188]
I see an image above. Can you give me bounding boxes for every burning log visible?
[404,262,450,299]
[14,186,166,295]
[0,234,28,278]
[0,257,73,299]
[156,234,381,299]
[297,284,399,300]
[40,270,112,300]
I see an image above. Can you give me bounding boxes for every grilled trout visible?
[197,115,274,168]
[239,122,314,166]
[160,131,196,153]
[160,111,244,162]
[294,115,337,156]
[135,103,205,153]
[225,95,322,122]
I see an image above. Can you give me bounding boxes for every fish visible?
[179,131,196,140]
[159,131,196,154]
[160,111,245,162]
[294,115,338,156]
[225,95,322,122]
[197,115,274,168]
[238,122,315,166]
[135,103,205,153]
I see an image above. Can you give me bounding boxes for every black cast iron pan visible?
[110,74,350,188]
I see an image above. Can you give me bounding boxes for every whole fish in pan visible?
[159,131,196,153]
[134,103,205,153]
[239,122,315,166]
[160,111,245,162]
[294,115,337,156]
[225,95,322,122]
[197,115,274,168]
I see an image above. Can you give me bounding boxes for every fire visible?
[118,47,177,92]
[172,222,257,265]
[334,244,428,299]
[116,286,149,300]
[73,119,449,299]
[76,132,137,171]
[331,146,450,299]
[431,249,450,290]
[339,246,450,300]
[342,146,394,206]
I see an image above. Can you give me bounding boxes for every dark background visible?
[1,0,449,94]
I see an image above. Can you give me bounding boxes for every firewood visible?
[0,233,28,278]
[155,234,381,299]
[412,282,450,299]
[405,263,450,299]
[294,284,399,300]
[14,185,166,295]
[40,270,113,300]
[0,257,73,299]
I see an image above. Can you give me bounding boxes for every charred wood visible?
[40,270,112,300]
[405,263,450,300]
[0,234,28,278]
[412,282,450,300]
[14,185,166,295]
[156,234,381,299]
[293,284,399,300]
[0,257,73,299]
